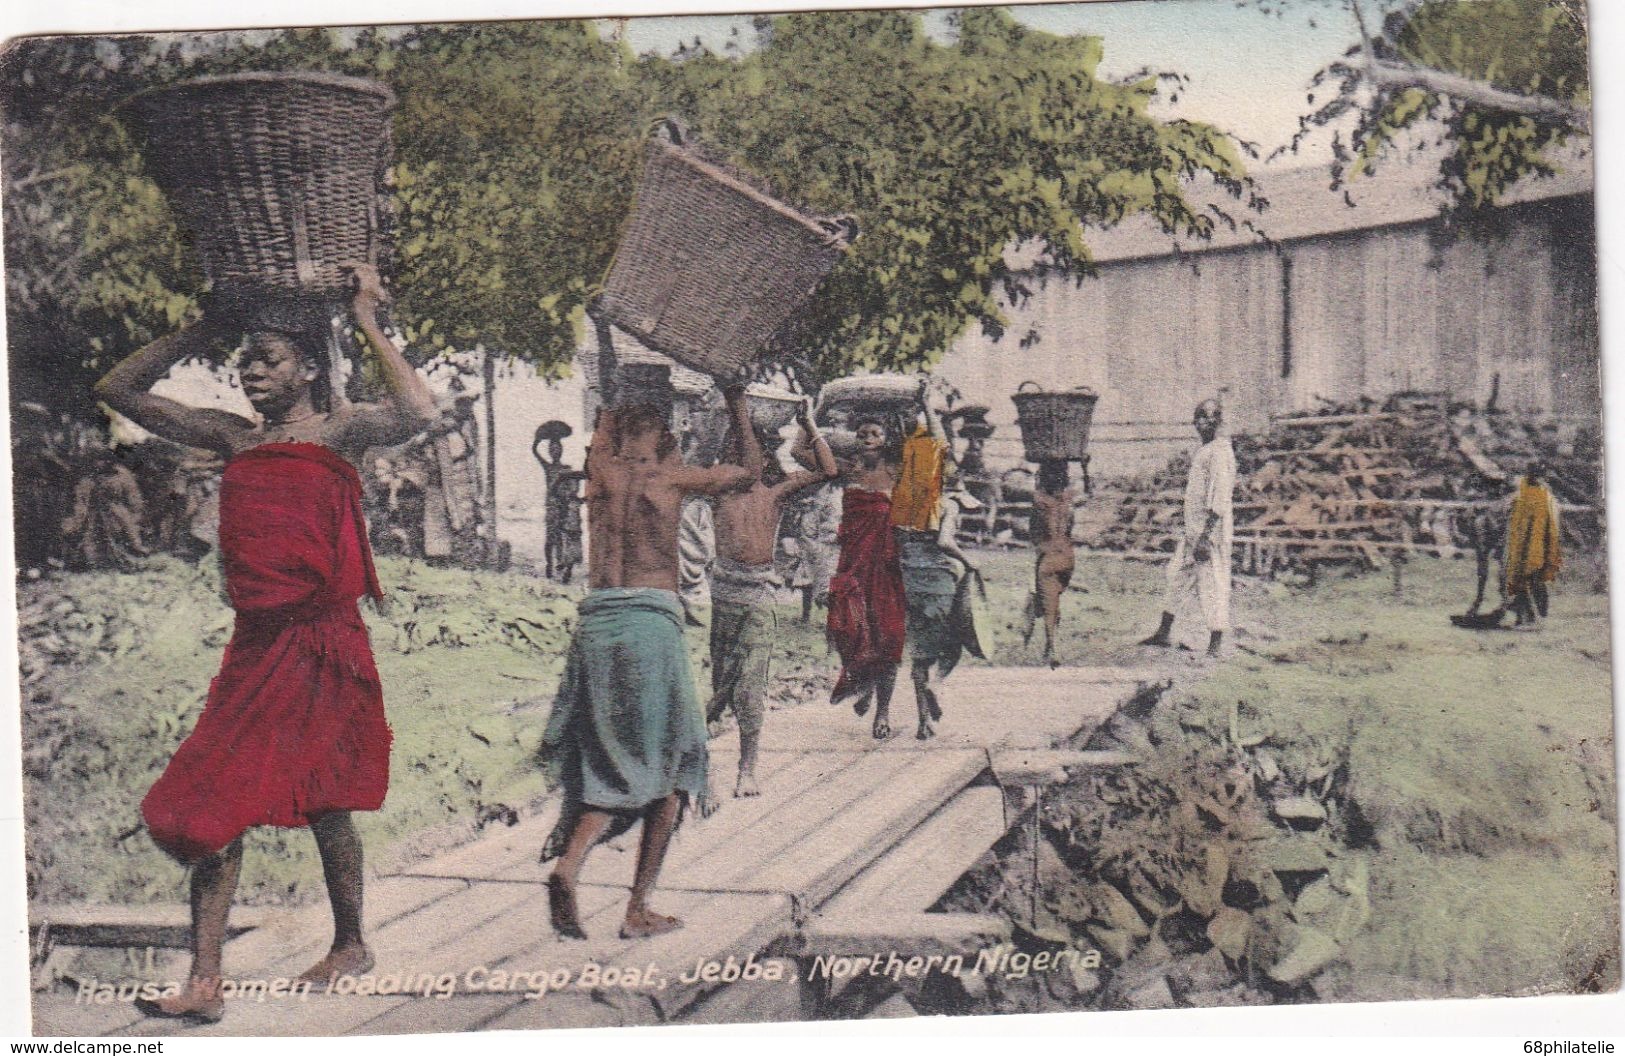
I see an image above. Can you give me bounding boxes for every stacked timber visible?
[1082,397,1602,574]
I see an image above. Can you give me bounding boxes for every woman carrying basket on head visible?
[96,266,438,1023]
[827,414,908,738]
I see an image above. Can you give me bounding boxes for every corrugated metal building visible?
[935,162,1599,476]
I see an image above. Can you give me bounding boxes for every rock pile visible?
[938,688,1373,1012]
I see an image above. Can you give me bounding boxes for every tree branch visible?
[1363,58,1591,131]
[1349,0,1588,132]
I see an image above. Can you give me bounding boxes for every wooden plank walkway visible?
[31,666,1150,1036]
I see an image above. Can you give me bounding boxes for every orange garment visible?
[1504,477,1561,594]
[890,427,947,532]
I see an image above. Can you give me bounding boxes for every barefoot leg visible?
[137,838,240,1022]
[872,664,897,739]
[911,658,936,738]
[731,610,768,797]
[299,812,373,983]
[736,722,761,798]
[624,794,684,937]
[549,808,612,940]
[190,837,242,982]
[1041,568,1066,664]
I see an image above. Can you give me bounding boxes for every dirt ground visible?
[17,546,1621,1002]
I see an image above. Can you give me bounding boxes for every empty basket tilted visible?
[1012,381,1098,462]
[595,118,858,378]
[120,72,396,297]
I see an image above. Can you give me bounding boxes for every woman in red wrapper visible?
[95,266,437,1023]
[827,418,907,738]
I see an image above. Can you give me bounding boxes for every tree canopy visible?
[1291,0,1589,209]
[6,8,1257,415]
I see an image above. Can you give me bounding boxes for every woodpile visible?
[1083,395,1602,575]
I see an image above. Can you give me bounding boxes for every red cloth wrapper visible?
[142,443,390,862]
[826,488,906,704]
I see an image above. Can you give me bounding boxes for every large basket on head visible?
[120,72,396,298]
[595,118,858,378]
[1012,381,1098,462]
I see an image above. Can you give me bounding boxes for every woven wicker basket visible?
[612,363,675,413]
[1012,381,1098,462]
[746,385,801,432]
[121,72,396,297]
[595,119,858,378]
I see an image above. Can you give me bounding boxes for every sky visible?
[612,0,1364,164]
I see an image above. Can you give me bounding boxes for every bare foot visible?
[297,943,374,985]
[1138,634,1171,648]
[922,687,942,722]
[872,720,892,739]
[852,691,872,717]
[915,721,936,741]
[135,976,224,1024]
[734,771,760,797]
[697,783,723,818]
[620,907,684,940]
[548,874,588,940]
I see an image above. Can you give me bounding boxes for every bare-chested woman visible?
[1024,460,1077,666]
[709,399,838,795]
[95,265,437,1022]
[540,385,762,941]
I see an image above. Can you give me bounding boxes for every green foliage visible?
[1,36,199,409]
[3,10,1250,413]
[1300,0,1588,209]
[646,8,1250,377]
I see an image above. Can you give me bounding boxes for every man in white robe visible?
[1140,400,1234,658]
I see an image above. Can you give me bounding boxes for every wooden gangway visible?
[32,666,1153,1036]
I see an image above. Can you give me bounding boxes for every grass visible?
[18,555,836,909]
[19,547,1620,999]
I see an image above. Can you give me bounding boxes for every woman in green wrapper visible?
[539,386,761,941]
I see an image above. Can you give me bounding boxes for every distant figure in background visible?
[828,418,906,738]
[136,442,219,563]
[61,445,148,570]
[678,497,715,626]
[1458,471,1510,620]
[1024,459,1076,666]
[1505,462,1562,625]
[422,381,483,566]
[1140,399,1234,658]
[533,420,581,582]
[708,400,838,795]
[369,454,426,556]
[790,482,842,622]
[892,393,965,741]
[900,475,980,740]
[548,470,587,584]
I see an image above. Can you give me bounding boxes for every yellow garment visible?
[891,427,947,532]
[1504,478,1561,593]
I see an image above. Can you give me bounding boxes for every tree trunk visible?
[481,345,499,569]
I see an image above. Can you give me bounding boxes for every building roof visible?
[1021,150,1596,269]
